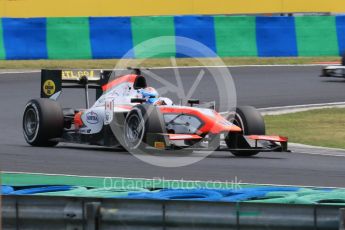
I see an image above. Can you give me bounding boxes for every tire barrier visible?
[65,187,150,198]
[125,189,224,201]
[3,184,345,205]
[294,192,345,205]
[125,187,300,202]
[10,185,76,195]
[7,185,149,198]
[1,15,345,60]
[244,191,299,204]
[36,186,88,196]
[1,185,14,195]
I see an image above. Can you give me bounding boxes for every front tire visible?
[123,107,146,150]
[226,106,265,157]
[123,105,167,151]
[23,99,64,147]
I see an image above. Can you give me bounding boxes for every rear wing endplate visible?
[40,69,112,101]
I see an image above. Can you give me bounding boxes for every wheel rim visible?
[24,108,38,137]
[124,113,145,149]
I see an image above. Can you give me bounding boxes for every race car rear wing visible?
[40,69,112,105]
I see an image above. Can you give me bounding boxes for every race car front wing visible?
[146,133,289,152]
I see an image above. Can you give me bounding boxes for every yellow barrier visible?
[1,0,345,17]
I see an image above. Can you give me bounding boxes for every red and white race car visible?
[22,68,288,157]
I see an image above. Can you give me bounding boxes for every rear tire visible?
[23,99,64,147]
[226,106,265,157]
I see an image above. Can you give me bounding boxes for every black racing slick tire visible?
[23,98,64,147]
[226,106,265,157]
[342,52,345,66]
[123,104,167,151]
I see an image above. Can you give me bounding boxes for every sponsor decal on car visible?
[104,99,114,125]
[62,70,97,80]
[42,80,56,96]
[79,128,92,134]
[86,111,99,124]
[154,142,165,149]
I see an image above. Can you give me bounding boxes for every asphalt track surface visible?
[1,66,345,187]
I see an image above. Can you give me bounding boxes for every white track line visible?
[290,143,345,152]
[0,70,40,74]
[290,150,345,157]
[0,64,331,75]
[1,171,344,189]
[219,102,345,115]
[289,143,345,157]
[258,101,345,111]
[150,64,333,69]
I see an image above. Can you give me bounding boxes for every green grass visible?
[0,56,340,69]
[265,108,345,149]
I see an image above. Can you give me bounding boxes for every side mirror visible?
[188,99,200,107]
[131,98,146,104]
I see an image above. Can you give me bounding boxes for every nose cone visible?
[210,116,242,133]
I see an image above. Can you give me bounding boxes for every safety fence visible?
[2,195,345,229]
[1,15,345,60]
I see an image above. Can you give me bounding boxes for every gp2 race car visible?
[320,53,345,79]
[23,68,288,157]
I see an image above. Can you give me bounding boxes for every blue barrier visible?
[126,189,224,201]
[1,185,14,195]
[336,15,345,56]
[256,16,298,57]
[221,191,268,202]
[89,17,134,59]
[124,187,301,202]
[10,185,75,195]
[2,18,47,60]
[174,16,217,58]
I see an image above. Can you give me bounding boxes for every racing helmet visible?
[139,87,159,104]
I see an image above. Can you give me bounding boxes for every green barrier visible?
[0,19,4,60]
[74,187,150,198]
[295,16,339,56]
[36,186,88,196]
[244,188,315,204]
[1,172,255,189]
[37,187,150,198]
[245,191,298,204]
[47,17,92,59]
[294,192,345,205]
[214,16,257,57]
[131,16,175,58]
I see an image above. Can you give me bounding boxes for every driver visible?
[139,87,173,106]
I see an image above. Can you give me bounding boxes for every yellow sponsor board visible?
[1,0,345,17]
